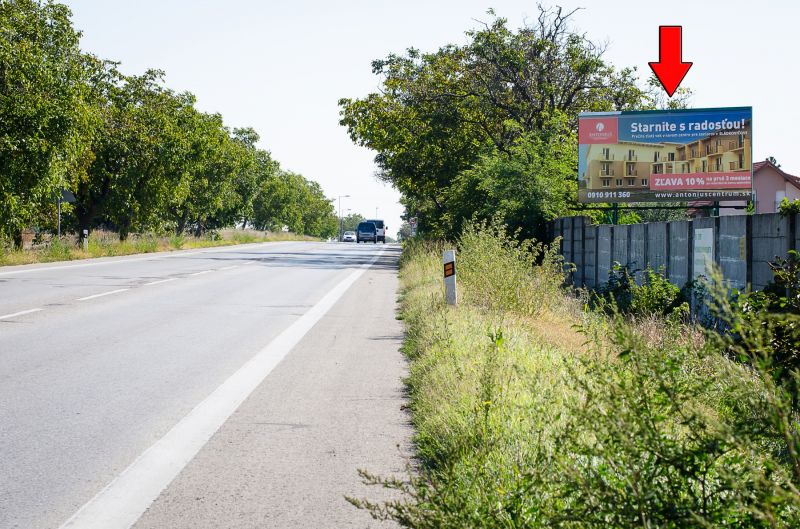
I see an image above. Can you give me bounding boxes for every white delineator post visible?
[443,249,457,305]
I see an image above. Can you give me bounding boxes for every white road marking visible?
[187,270,213,277]
[217,265,238,271]
[76,289,129,302]
[143,278,178,287]
[0,241,300,277]
[58,249,386,529]
[0,308,44,321]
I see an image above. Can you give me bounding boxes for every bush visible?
[353,223,800,528]
[457,220,565,317]
[556,315,799,527]
[596,263,683,317]
[712,251,800,405]
[43,238,74,261]
[169,234,186,249]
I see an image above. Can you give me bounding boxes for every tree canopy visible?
[339,6,689,239]
[0,0,336,244]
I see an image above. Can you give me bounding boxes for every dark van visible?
[364,219,386,243]
[356,221,377,243]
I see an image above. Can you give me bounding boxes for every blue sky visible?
[63,1,800,236]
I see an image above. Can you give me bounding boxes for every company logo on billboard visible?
[580,117,618,144]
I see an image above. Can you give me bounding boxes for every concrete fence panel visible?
[647,222,669,275]
[571,217,588,287]
[584,225,598,289]
[597,225,613,286]
[719,215,747,291]
[612,225,629,267]
[751,214,789,290]
[668,221,690,287]
[547,212,797,295]
[629,223,647,283]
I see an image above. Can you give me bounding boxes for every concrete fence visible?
[547,213,798,291]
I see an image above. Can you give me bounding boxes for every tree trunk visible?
[175,208,189,236]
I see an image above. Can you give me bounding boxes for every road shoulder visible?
[133,247,411,529]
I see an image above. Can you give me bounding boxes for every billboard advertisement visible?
[578,107,752,203]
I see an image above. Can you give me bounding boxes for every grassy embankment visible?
[0,229,317,267]
[353,222,800,528]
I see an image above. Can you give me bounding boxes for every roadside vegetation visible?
[1,0,338,249]
[339,6,691,241]
[338,3,800,526]
[0,229,315,267]
[350,221,800,528]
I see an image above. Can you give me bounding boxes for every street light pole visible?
[338,195,350,242]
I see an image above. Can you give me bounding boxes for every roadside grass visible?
[0,229,317,267]
[351,222,800,528]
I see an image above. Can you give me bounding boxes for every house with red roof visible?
[749,160,800,213]
[691,159,800,216]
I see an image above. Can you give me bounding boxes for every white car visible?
[342,231,356,242]
[364,219,387,243]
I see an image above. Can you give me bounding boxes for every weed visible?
[595,262,683,317]
[354,221,800,528]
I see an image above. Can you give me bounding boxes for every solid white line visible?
[76,289,129,302]
[187,270,213,277]
[217,265,238,271]
[58,248,385,529]
[143,278,178,287]
[0,308,44,320]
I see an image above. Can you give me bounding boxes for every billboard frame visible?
[578,106,753,205]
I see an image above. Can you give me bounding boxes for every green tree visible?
[397,222,412,240]
[339,6,649,238]
[252,169,337,238]
[341,213,365,232]
[0,0,94,245]
[74,70,190,238]
[447,113,577,241]
[1,0,335,244]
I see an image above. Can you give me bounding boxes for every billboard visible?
[578,107,752,203]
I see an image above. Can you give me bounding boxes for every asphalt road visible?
[0,242,410,529]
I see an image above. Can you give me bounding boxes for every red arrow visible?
[649,26,692,97]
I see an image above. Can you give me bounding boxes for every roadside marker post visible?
[82,229,88,252]
[443,249,457,306]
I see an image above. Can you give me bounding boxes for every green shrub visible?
[712,251,800,406]
[778,197,800,217]
[555,316,799,527]
[169,234,186,249]
[596,263,683,317]
[131,235,158,254]
[353,223,800,528]
[43,238,75,261]
[457,220,565,317]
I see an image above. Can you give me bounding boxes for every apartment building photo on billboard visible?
[578,107,753,203]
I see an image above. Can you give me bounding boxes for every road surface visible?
[0,242,410,529]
